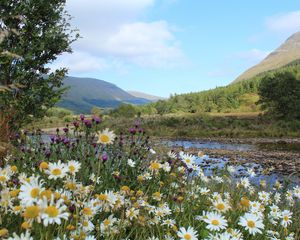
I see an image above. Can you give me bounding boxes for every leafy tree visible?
[110,104,137,118]
[91,106,102,117]
[0,0,78,133]
[257,71,300,119]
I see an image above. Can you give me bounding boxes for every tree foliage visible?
[0,0,78,133]
[258,71,300,119]
[135,61,300,116]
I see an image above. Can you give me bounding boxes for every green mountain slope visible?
[234,31,300,82]
[57,76,150,113]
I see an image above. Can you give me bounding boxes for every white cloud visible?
[266,10,300,34]
[51,0,185,73]
[51,52,109,73]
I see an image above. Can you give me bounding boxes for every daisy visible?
[258,191,270,203]
[177,226,198,240]
[240,177,250,188]
[40,197,69,226]
[239,213,264,235]
[247,168,256,177]
[46,161,68,180]
[212,199,230,213]
[281,210,292,227]
[19,176,45,206]
[7,231,33,240]
[126,207,139,220]
[80,219,95,232]
[162,219,175,227]
[167,151,177,159]
[97,190,117,209]
[67,160,81,175]
[227,165,236,174]
[100,214,117,233]
[269,204,281,219]
[181,153,196,167]
[199,187,210,195]
[203,212,228,231]
[293,185,300,198]
[96,128,115,145]
[127,159,136,168]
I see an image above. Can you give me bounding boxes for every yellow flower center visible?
[0,176,6,182]
[40,162,49,169]
[98,194,108,201]
[104,219,110,226]
[11,166,18,172]
[183,233,192,240]
[45,206,59,218]
[150,162,160,170]
[13,205,22,212]
[52,168,62,176]
[240,198,250,208]
[216,203,225,211]
[83,221,89,227]
[21,221,31,229]
[247,220,255,228]
[24,206,40,219]
[0,228,8,237]
[40,190,52,200]
[283,216,289,221]
[83,207,92,216]
[69,165,76,172]
[186,159,191,163]
[30,188,40,198]
[99,134,110,143]
[211,219,220,226]
[10,189,20,197]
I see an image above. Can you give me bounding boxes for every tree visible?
[0,0,78,133]
[257,72,300,119]
[111,104,137,118]
[91,106,102,117]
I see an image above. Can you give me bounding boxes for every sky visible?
[51,0,300,97]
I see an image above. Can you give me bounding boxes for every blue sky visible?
[51,0,300,97]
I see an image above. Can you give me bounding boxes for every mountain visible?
[127,91,165,101]
[234,31,300,82]
[57,76,150,113]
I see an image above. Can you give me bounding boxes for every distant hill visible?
[127,91,165,101]
[57,76,150,113]
[234,31,300,82]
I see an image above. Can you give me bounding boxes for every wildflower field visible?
[0,116,299,240]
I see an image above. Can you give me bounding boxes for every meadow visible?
[1,115,299,240]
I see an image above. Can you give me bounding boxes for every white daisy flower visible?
[281,210,292,227]
[203,212,228,231]
[177,226,198,240]
[46,161,68,180]
[19,176,45,206]
[127,159,136,168]
[40,197,69,226]
[239,213,264,235]
[7,231,33,240]
[181,153,196,168]
[67,160,81,175]
[96,128,115,145]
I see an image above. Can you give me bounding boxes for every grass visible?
[101,113,300,139]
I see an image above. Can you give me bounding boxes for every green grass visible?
[102,113,300,138]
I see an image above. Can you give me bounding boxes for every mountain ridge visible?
[57,76,150,113]
[127,91,165,101]
[234,31,300,82]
